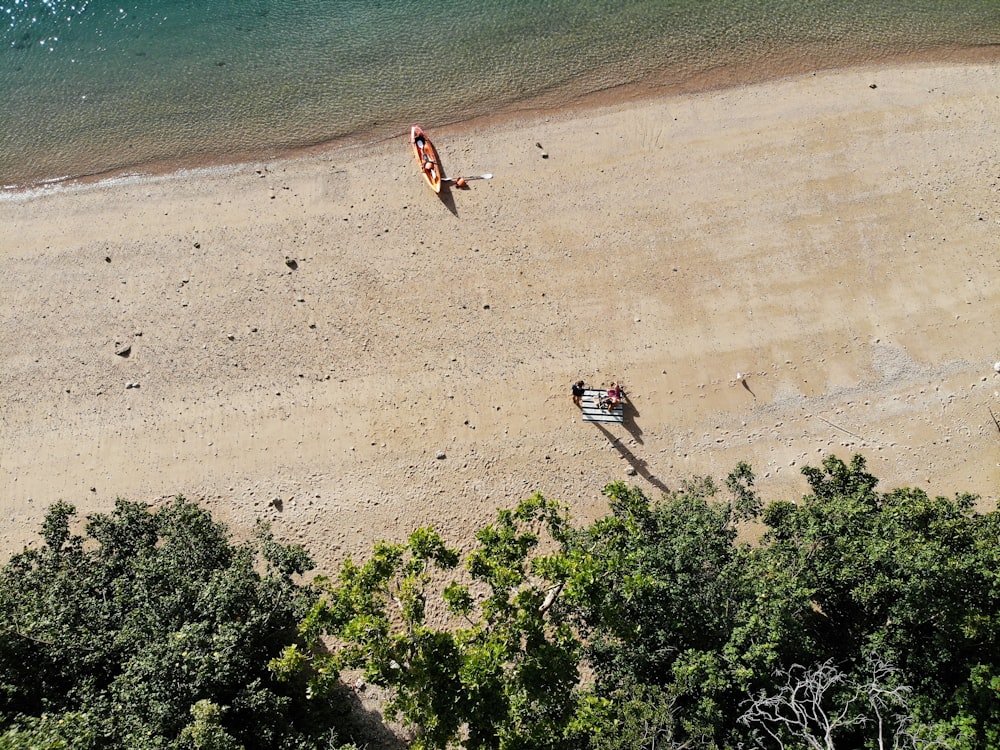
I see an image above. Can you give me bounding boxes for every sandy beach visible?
[1,61,998,570]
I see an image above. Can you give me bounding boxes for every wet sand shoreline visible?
[5,43,999,195]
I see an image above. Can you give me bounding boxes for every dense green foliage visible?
[283,454,999,749]
[0,498,355,750]
[3,456,998,749]
[272,496,580,750]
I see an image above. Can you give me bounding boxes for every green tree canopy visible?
[274,494,581,750]
[289,455,998,749]
[758,455,1000,747]
[0,497,354,750]
[5,455,998,750]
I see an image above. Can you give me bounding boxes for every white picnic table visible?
[581,388,624,423]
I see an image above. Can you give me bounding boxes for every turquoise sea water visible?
[2,0,999,188]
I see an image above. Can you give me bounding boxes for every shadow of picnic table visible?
[594,423,670,495]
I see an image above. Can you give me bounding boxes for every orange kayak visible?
[411,125,442,193]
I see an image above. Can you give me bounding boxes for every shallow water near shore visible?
[2,0,999,188]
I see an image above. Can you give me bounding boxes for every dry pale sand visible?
[2,62,999,570]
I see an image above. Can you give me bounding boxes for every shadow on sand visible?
[619,396,643,445]
[594,422,670,495]
[321,679,407,749]
[437,183,458,215]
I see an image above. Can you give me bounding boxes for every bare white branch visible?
[739,656,957,750]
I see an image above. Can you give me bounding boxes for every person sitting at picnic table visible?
[600,382,624,410]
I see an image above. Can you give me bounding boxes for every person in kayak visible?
[414,134,436,170]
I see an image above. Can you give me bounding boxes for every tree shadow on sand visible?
[327,679,408,750]
[594,423,670,495]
